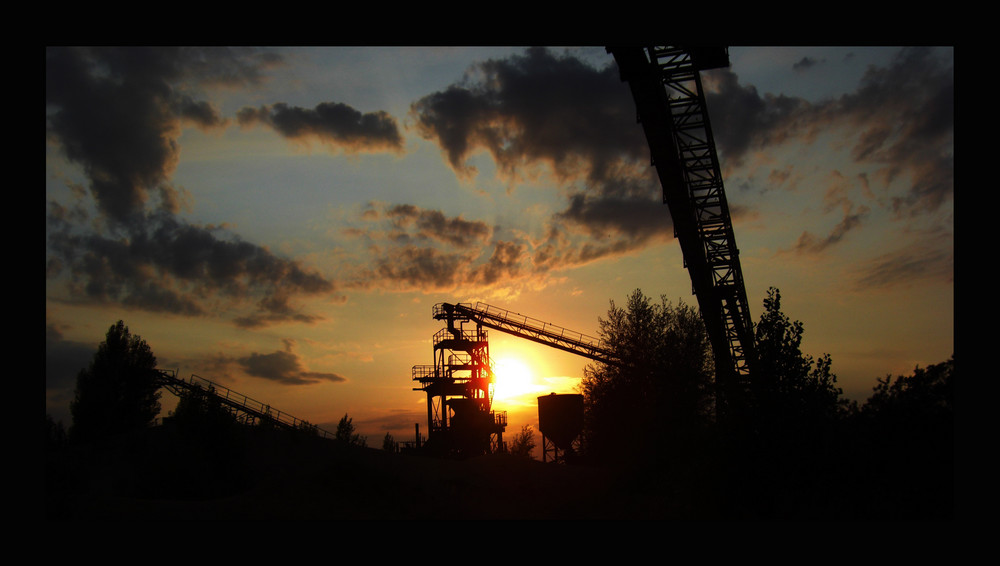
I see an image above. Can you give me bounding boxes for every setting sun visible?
[492,357,539,401]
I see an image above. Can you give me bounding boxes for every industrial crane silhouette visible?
[412,302,619,458]
[413,45,756,458]
[607,46,756,419]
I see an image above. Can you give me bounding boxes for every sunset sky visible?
[45,46,954,447]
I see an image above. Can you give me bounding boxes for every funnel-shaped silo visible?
[537,393,583,451]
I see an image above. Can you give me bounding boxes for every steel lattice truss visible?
[436,302,621,367]
[608,46,756,412]
[411,304,507,456]
[156,370,335,438]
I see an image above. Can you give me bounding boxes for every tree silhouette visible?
[580,289,714,467]
[508,424,536,459]
[170,385,235,433]
[335,413,367,447]
[749,287,847,443]
[862,357,953,423]
[852,357,954,518]
[69,320,162,443]
[858,357,954,464]
[382,432,397,452]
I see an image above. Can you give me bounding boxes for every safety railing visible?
[436,302,618,364]
[157,371,336,440]
[471,302,605,350]
[432,327,487,347]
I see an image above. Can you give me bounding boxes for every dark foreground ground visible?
[45,424,953,520]
[46,428,631,520]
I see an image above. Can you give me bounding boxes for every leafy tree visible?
[748,288,847,446]
[580,289,714,466]
[508,424,536,459]
[295,419,319,436]
[862,357,953,422]
[335,413,367,447]
[170,385,235,432]
[69,320,162,443]
[382,432,397,452]
[853,357,954,518]
[857,357,954,460]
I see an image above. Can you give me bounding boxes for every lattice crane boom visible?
[606,45,756,415]
[434,302,622,367]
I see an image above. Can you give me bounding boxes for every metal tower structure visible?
[411,303,508,457]
[606,46,756,419]
[412,302,624,460]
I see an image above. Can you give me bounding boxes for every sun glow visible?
[492,357,539,401]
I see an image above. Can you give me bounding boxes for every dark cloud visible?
[407,46,953,283]
[409,47,670,277]
[46,207,336,326]
[384,204,491,248]
[46,47,338,327]
[411,46,647,185]
[344,203,529,292]
[46,47,268,224]
[705,47,953,216]
[238,340,347,385]
[557,191,671,242]
[232,294,327,329]
[236,102,403,153]
[792,57,822,73]
[702,70,809,167]
[473,240,526,286]
[370,246,469,290]
[177,95,228,129]
[785,206,871,256]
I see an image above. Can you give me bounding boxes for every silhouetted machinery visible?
[411,303,508,457]
[606,46,756,420]
[412,302,620,458]
[413,46,756,457]
[537,393,584,463]
[156,370,336,438]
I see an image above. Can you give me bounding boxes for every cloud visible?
[45,47,270,224]
[792,56,822,73]
[705,47,953,216]
[343,202,529,293]
[781,170,872,256]
[408,47,672,278]
[383,204,491,248]
[850,235,953,291]
[46,205,337,326]
[410,46,647,185]
[46,47,338,327]
[473,240,526,286]
[238,340,347,385]
[784,205,871,256]
[236,101,404,153]
[702,70,810,168]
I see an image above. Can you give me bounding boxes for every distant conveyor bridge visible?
[155,370,336,439]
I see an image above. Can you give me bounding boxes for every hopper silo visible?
[537,393,583,463]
